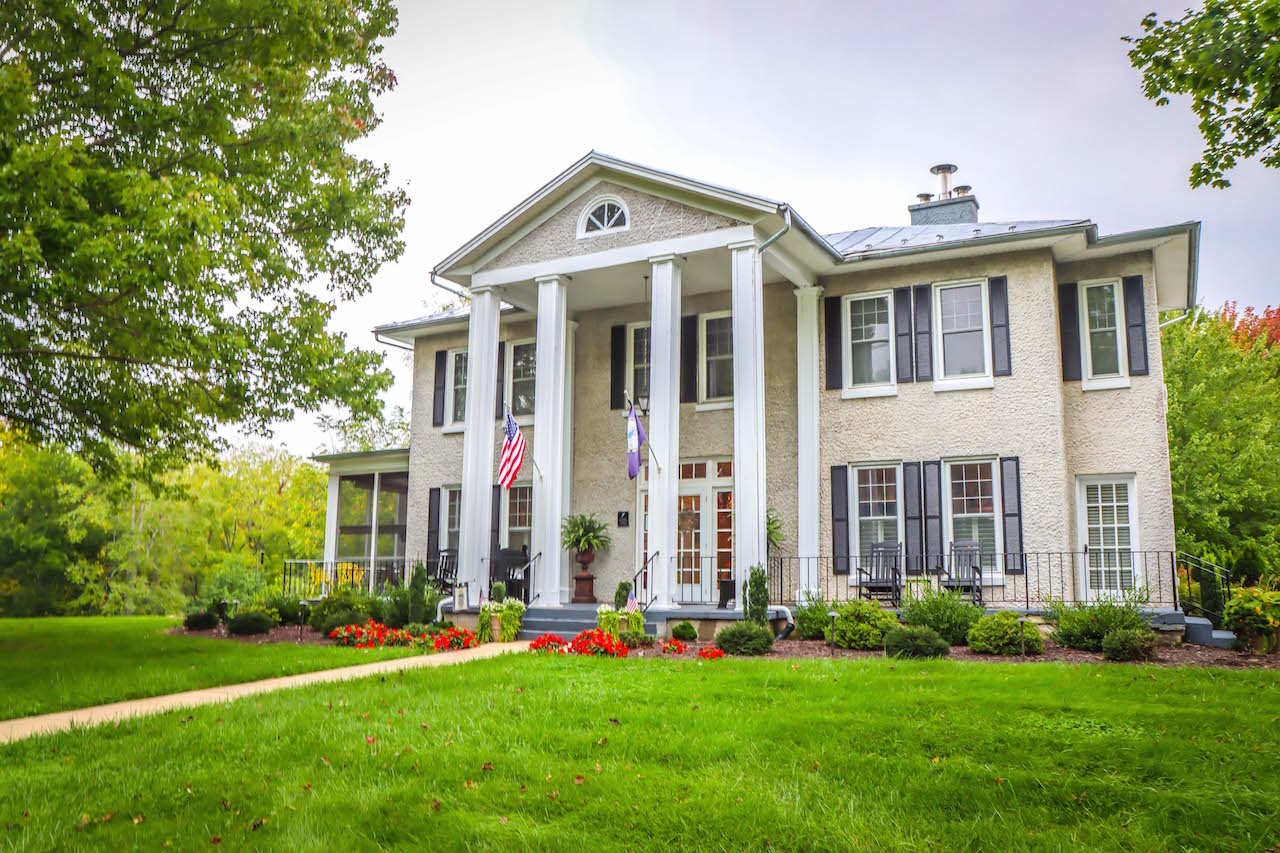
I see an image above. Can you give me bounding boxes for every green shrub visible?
[260,593,306,626]
[405,622,429,637]
[183,609,218,631]
[1224,587,1280,652]
[746,564,769,626]
[715,622,775,656]
[1047,596,1148,651]
[883,624,950,659]
[625,608,644,633]
[597,605,621,637]
[1101,627,1158,662]
[202,555,271,608]
[407,563,429,625]
[829,600,898,650]
[618,630,655,649]
[477,605,495,643]
[227,605,280,636]
[967,611,1043,655]
[793,592,830,640]
[901,587,984,646]
[671,620,697,641]
[320,609,365,637]
[383,587,411,629]
[426,620,454,635]
[490,581,507,603]
[614,581,632,611]
[308,586,375,631]
[499,600,525,642]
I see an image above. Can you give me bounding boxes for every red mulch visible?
[625,637,1280,669]
[169,624,332,646]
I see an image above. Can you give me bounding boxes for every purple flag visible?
[626,402,646,480]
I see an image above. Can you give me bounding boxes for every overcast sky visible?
[265,0,1280,455]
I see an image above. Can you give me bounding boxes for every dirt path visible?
[0,641,530,745]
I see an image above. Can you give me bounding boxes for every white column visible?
[560,321,577,602]
[323,471,339,563]
[730,240,768,607]
[458,286,501,607]
[368,471,381,593]
[531,275,570,607]
[795,285,823,598]
[648,254,683,608]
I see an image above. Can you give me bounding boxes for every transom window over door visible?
[1078,279,1129,388]
[844,294,894,392]
[702,313,733,401]
[946,460,999,569]
[853,465,899,562]
[1079,476,1138,592]
[578,197,629,237]
[936,281,990,379]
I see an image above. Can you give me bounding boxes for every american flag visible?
[624,590,639,614]
[498,410,526,489]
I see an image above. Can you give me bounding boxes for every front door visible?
[640,458,734,606]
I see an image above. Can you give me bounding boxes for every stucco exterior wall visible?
[479,180,742,273]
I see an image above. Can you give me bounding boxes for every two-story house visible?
[306,152,1199,631]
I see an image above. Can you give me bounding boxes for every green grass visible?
[2,655,1277,850]
[0,617,419,719]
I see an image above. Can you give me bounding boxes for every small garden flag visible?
[626,401,646,480]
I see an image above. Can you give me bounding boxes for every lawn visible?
[0,617,419,719]
[1,654,1277,850]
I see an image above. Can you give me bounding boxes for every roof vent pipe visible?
[953,185,972,197]
[916,193,934,203]
[930,163,957,199]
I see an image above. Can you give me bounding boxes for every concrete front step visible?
[1183,615,1236,648]
[520,605,661,641]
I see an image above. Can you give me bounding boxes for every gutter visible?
[833,221,1091,268]
[430,271,471,303]
[374,331,412,351]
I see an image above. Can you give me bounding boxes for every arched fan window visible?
[578,197,629,237]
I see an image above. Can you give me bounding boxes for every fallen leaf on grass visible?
[365,736,377,744]
[574,776,585,785]
[594,764,602,773]
[481,762,495,772]
[210,837,221,845]
[609,718,620,726]
[996,777,1005,785]
[430,799,441,812]
[251,818,266,831]
[500,816,508,824]
[132,815,146,825]
[100,813,114,823]
[597,737,608,746]
[464,781,476,790]
[321,757,330,767]
[548,790,559,801]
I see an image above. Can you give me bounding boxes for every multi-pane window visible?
[582,200,627,234]
[1083,479,1135,591]
[703,314,733,400]
[948,461,997,561]
[449,351,468,424]
[510,341,536,417]
[937,282,987,378]
[507,484,532,554]
[631,325,650,401]
[1083,281,1122,378]
[444,488,462,552]
[715,489,733,584]
[855,466,899,562]
[847,295,892,387]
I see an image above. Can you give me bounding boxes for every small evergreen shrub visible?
[260,594,306,626]
[1101,627,1158,662]
[407,563,429,625]
[426,620,454,635]
[901,588,984,646]
[227,605,280,636]
[883,624,950,659]
[405,622,430,637]
[321,609,365,637]
[1048,596,1148,651]
[793,592,830,640]
[490,581,507,603]
[383,587,411,628]
[183,609,218,631]
[308,586,375,631]
[746,564,769,626]
[614,581,633,611]
[715,622,775,656]
[967,611,1043,655]
[618,630,655,649]
[829,600,899,650]
[671,620,697,641]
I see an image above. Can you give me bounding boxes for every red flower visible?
[662,639,687,655]
[697,647,725,660]
[567,628,627,658]
[529,633,568,653]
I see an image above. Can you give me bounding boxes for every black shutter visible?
[922,460,943,572]
[494,341,505,419]
[988,276,1012,377]
[680,315,697,403]
[609,325,626,410]
[999,457,1025,574]
[1122,275,1149,376]
[830,465,850,575]
[432,350,447,426]
[912,284,933,382]
[426,487,441,563]
[490,485,502,557]
[902,462,923,575]
[824,296,842,390]
[1058,283,1081,381]
[894,287,914,383]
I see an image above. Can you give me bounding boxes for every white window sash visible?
[942,458,1003,581]
[1077,278,1130,390]
[848,463,903,583]
[841,291,897,398]
[446,349,468,427]
[932,279,993,390]
[506,338,536,422]
[699,311,734,403]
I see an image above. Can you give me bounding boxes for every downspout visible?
[430,271,471,304]
[773,604,795,640]
[758,204,791,253]
[1159,309,1192,329]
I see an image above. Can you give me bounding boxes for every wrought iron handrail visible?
[634,550,658,612]
[1175,551,1232,626]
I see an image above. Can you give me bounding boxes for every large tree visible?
[0,1,406,478]
[1127,0,1280,188]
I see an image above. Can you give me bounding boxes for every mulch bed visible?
[169,624,332,646]
[624,637,1280,669]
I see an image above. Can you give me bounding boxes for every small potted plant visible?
[561,512,612,604]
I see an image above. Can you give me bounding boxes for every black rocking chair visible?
[941,540,983,606]
[857,542,903,607]
[490,547,530,603]
[430,549,458,595]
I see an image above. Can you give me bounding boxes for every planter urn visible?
[571,549,597,604]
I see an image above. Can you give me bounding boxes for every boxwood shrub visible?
[967,611,1043,655]
[227,606,280,636]
[183,610,218,631]
[793,592,830,640]
[900,588,984,646]
[1101,627,1158,662]
[829,600,899,650]
[670,621,697,641]
[715,622,775,656]
[1047,596,1147,651]
[883,624,950,659]
[618,630,655,649]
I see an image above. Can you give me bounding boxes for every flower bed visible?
[529,633,568,654]
[697,647,725,660]
[568,628,628,657]
[329,620,421,649]
[432,626,478,651]
[662,639,687,655]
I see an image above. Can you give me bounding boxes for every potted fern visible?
[561,512,612,604]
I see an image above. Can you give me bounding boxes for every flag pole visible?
[624,390,661,474]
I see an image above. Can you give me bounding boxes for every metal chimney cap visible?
[930,163,958,176]
[916,193,934,202]
[953,185,972,196]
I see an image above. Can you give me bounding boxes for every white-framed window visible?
[446,349,468,426]
[626,322,650,404]
[1075,474,1140,593]
[841,292,896,398]
[850,463,902,565]
[933,279,993,391]
[505,483,533,555]
[1078,278,1130,390]
[943,458,1002,576]
[700,311,733,403]
[441,486,462,552]
[576,195,629,238]
[507,339,536,420]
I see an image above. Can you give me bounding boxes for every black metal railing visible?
[282,557,411,599]
[1174,551,1232,627]
[633,551,659,611]
[765,551,1182,612]
[668,555,738,608]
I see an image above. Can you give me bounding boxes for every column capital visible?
[726,238,759,252]
[647,252,684,267]
[534,273,568,286]
[794,284,825,302]
[470,283,501,295]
